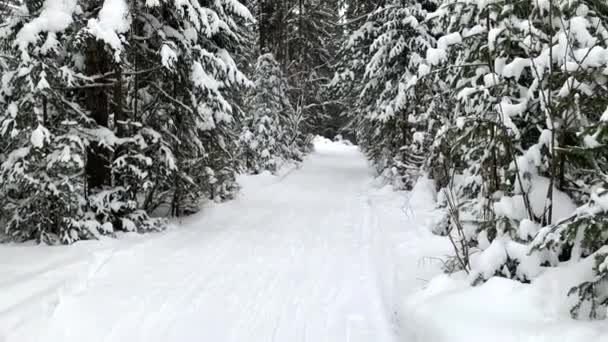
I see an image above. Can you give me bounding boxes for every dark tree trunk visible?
[113,68,126,138]
[258,0,272,53]
[85,38,111,192]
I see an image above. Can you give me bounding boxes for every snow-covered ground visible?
[0,138,448,342]
[2,138,607,342]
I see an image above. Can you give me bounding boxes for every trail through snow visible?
[0,139,448,342]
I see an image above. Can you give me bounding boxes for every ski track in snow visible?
[0,141,444,342]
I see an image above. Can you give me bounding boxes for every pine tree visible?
[241,53,305,173]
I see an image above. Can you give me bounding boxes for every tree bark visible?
[85,38,111,192]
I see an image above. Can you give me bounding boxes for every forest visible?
[1,0,608,329]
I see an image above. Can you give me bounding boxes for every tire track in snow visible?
[3,144,405,342]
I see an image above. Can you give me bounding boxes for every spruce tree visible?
[241,54,296,173]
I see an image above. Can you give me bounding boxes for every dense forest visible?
[2,0,608,321]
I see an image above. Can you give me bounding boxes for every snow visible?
[483,72,500,87]
[493,194,529,220]
[1,147,30,171]
[418,63,431,77]
[501,57,531,80]
[500,99,527,117]
[30,125,50,149]
[463,25,486,38]
[87,0,131,59]
[1,139,607,341]
[526,175,577,223]
[518,219,540,240]
[569,17,596,48]
[536,0,551,13]
[426,48,447,66]
[570,47,608,69]
[592,189,608,211]
[470,238,508,280]
[497,99,526,137]
[406,250,608,342]
[488,27,503,52]
[0,139,449,342]
[457,87,477,100]
[468,238,542,282]
[36,71,50,90]
[436,32,462,50]
[6,102,18,118]
[15,0,78,52]
[222,0,254,22]
[558,77,593,97]
[160,44,178,69]
[408,274,608,342]
[456,117,465,129]
[584,134,601,148]
[192,61,221,92]
[499,174,577,224]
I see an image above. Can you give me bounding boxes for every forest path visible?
[1,139,445,342]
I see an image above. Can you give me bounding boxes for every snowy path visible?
[0,140,447,342]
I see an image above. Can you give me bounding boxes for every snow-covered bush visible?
[420,0,608,319]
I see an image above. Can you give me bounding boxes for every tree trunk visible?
[85,38,111,192]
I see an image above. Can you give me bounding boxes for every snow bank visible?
[494,174,577,223]
[312,135,358,154]
[402,202,608,342]
[235,161,300,193]
[0,233,157,341]
[365,175,453,341]
[405,262,608,341]
[396,174,608,342]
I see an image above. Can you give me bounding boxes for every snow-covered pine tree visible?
[241,53,300,173]
[123,0,254,214]
[0,0,131,243]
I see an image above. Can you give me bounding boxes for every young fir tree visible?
[241,53,302,173]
